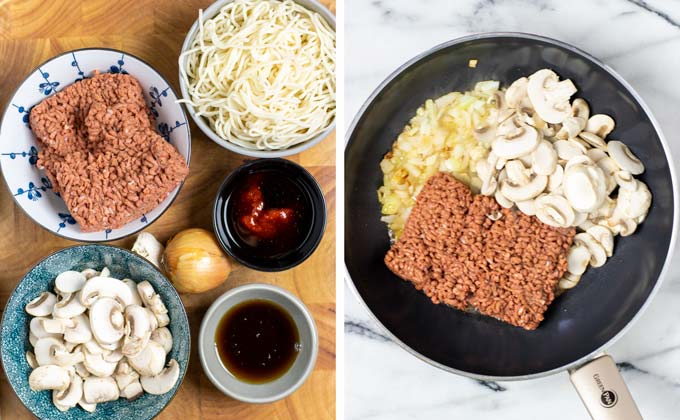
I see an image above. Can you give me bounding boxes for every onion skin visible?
[162,228,232,293]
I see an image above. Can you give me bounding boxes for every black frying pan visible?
[344,33,678,419]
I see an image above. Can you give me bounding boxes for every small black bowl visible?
[213,158,326,272]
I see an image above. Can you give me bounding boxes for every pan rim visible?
[343,31,680,381]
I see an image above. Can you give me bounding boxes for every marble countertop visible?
[344,0,680,418]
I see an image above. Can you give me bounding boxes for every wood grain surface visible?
[0,0,336,419]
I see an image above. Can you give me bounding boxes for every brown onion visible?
[162,228,232,293]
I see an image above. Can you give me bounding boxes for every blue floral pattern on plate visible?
[0,48,191,243]
[14,177,52,201]
[1,146,38,164]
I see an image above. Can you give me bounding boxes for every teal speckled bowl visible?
[0,244,190,420]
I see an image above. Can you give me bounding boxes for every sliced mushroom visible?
[607,141,644,175]
[556,116,586,139]
[505,77,530,109]
[78,398,96,413]
[99,267,111,278]
[114,360,140,390]
[29,365,71,391]
[564,155,594,171]
[586,148,608,162]
[585,114,615,138]
[547,165,564,192]
[152,312,169,328]
[574,232,607,268]
[90,297,125,345]
[26,351,38,369]
[505,160,530,185]
[615,180,652,220]
[578,131,606,149]
[494,189,513,208]
[534,194,575,228]
[26,292,57,317]
[52,291,87,319]
[53,371,83,411]
[34,337,67,366]
[559,272,582,290]
[567,244,591,275]
[81,268,99,280]
[55,271,86,294]
[150,327,173,355]
[80,276,134,308]
[82,339,107,355]
[531,141,558,176]
[30,317,59,339]
[82,346,118,377]
[121,380,144,400]
[41,317,75,334]
[128,341,166,376]
[83,376,119,404]
[103,349,124,363]
[498,175,548,202]
[554,140,585,161]
[571,98,590,120]
[140,359,180,395]
[492,119,540,159]
[586,225,615,257]
[563,164,607,213]
[473,124,496,145]
[527,69,577,124]
[613,171,637,190]
[122,304,154,357]
[64,314,92,344]
[137,282,169,318]
[515,199,536,216]
[74,362,90,378]
[99,340,121,352]
[123,279,143,306]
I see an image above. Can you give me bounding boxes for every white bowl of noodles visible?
[178,0,336,157]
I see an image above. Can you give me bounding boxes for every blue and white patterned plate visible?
[0,48,191,242]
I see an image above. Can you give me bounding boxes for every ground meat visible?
[384,173,575,330]
[29,72,189,232]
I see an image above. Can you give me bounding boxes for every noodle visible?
[179,0,336,150]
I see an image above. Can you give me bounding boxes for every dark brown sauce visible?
[215,299,300,384]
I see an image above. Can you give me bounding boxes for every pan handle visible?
[569,354,642,420]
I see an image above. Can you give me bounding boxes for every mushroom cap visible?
[531,140,557,176]
[534,194,576,228]
[89,297,125,345]
[80,276,134,308]
[563,164,607,213]
[607,140,644,175]
[527,69,577,124]
[52,291,87,319]
[53,372,83,411]
[492,120,540,159]
[83,376,119,404]
[498,174,547,202]
[567,244,591,275]
[55,271,86,295]
[128,340,166,376]
[575,232,607,268]
[26,292,57,317]
[150,327,173,355]
[29,365,71,391]
[82,346,118,377]
[615,180,652,220]
[140,359,180,395]
[64,314,93,344]
[585,114,615,138]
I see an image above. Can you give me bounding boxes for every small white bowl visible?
[0,48,191,242]
[178,0,336,158]
[199,283,318,403]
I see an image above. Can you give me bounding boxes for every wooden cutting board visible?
[0,0,336,419]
